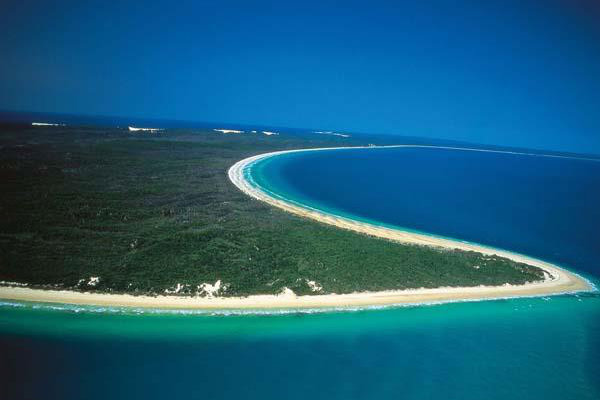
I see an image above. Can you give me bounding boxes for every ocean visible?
[1,144,600,399]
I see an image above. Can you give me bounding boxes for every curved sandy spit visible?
[227,145,594,301]
[0,145,594,310]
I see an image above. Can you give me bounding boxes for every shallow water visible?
[2,145,600,400]
[2,293,600,400]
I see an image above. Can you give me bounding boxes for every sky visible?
[1,0,599,154]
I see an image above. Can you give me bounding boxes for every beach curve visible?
[226,145,594,301]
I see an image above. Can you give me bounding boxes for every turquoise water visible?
[1,295,599,399]
[2,145,600,399]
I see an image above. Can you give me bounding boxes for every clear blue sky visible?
[1,0,599,154]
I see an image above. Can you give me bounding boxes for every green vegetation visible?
[0,125,545,296]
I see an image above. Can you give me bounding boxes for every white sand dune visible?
[316,131,350,138]
[128,126,162,132]
[32,122,65,126]
[214,129,244,134]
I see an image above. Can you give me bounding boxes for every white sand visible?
[214,129,244,134]
[316,131,351,138]
[128,126,161,132]
[32,122,64,126]
[0,145,593,310]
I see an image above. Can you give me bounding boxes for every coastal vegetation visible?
[0,125,545,297]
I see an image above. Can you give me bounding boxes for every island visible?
[0,125,592,309]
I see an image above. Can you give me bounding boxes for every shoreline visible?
[0,145,594,310]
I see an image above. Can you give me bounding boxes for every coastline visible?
[0,145,594,310]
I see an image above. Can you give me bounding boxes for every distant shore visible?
[0,145,594,310]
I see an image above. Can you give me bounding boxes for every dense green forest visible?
[0,125,544,296]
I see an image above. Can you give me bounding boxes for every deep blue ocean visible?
[2,144,600,400]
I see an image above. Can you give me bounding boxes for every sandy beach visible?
[0,145,594,310]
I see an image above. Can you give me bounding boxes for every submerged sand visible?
[0,145,594,309]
